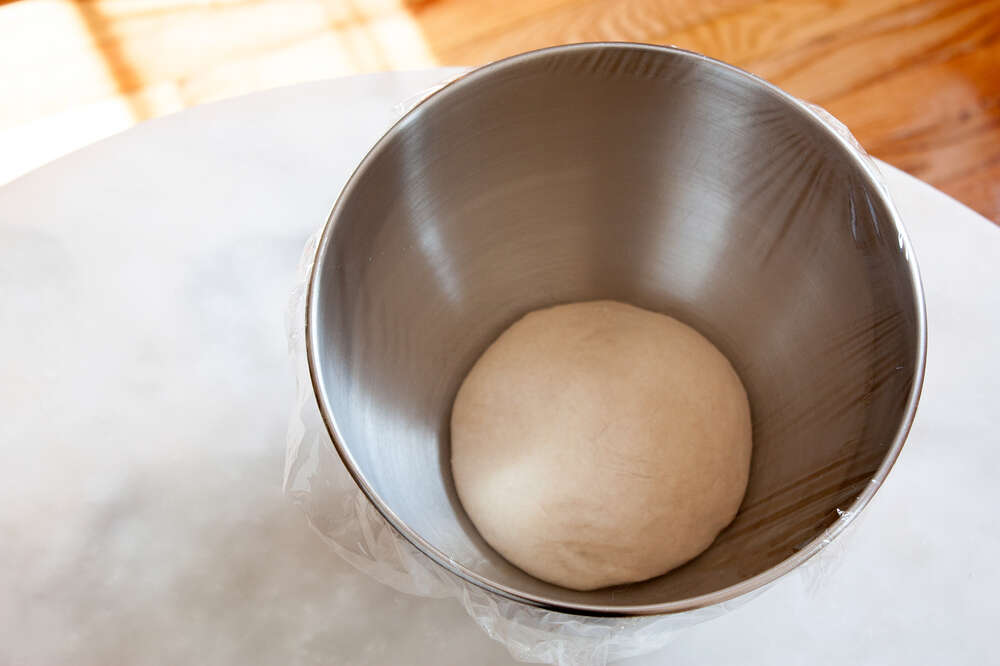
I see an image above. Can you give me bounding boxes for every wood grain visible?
[1,0,998,220]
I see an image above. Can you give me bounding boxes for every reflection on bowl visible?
[306,43,925,616]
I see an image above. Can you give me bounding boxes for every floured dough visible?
[450,300,752,591]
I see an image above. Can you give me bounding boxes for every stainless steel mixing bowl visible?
[306,43,925,615]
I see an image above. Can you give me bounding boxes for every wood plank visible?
[822,37,1000,199]
[658,0,930,69]
[412,0,762,64]
[0,0,997,220]
[743,0,1000,104]
[0,0,122,127]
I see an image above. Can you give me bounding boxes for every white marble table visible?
[1,70,998,665]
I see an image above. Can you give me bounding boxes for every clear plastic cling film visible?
[283,75,875,666]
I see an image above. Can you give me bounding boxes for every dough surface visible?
[450,300,752,591]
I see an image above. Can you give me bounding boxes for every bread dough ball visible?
[450,300,752,591]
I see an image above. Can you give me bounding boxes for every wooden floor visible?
[2,0,999,221]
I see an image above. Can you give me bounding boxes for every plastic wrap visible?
[287,234,735,665]
[284,237,867,666]
[284,56,889,665]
